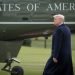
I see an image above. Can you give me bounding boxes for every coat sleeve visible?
[53,29,63,59]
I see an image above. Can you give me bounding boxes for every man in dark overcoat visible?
[43,14,74,75]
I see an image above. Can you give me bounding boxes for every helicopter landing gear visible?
[1,58,24,75]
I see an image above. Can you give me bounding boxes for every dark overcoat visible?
[43,24,74,75]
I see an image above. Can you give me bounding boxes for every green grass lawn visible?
[0,34,75,75]
[0,47,75,75]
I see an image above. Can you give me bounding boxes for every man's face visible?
[54,16,62,26]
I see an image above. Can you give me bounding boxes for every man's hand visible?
[53,57,58,63]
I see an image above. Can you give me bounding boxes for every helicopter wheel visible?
[11,66,24,75]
